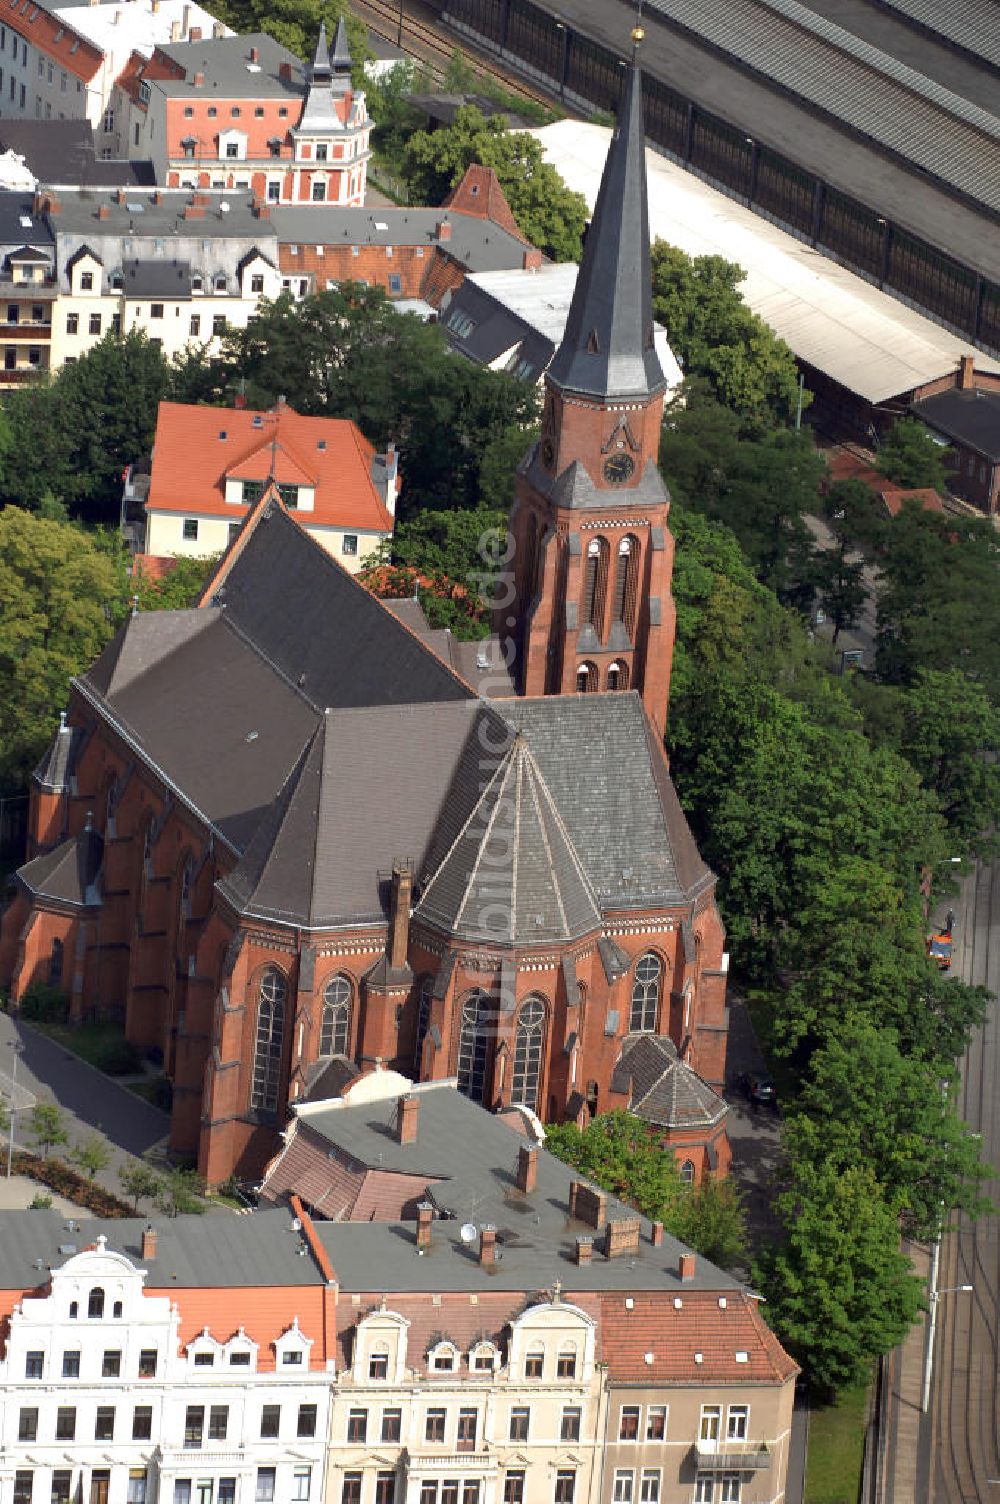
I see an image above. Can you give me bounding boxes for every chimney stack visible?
[97,205,109,220]
[959,354,976,390]
[416,1201,433,1253]
[141,1226,157,1261]
[388,861,413,971]
[522,247,541,270]
[249,44,259,61]
[479,1224,497,1268]
[604,1216,641,1259]
[575,1235,593,1266]
[189,25,202,40]
[569,1180,607,1229]
[678,1251,696,1282]
[516,1144,537,1195]
[651,1221,664,1247]
[116,187,127,205]
[279,60,293,82]
[193,70,205,87]
[396,1093,419,1145]
[169,17,179,39]
[436,218,452,243]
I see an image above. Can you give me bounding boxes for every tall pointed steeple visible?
[330,15,352,95]
[547,50,664,402]
[309,20,331,83]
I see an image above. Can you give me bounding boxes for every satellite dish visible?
[460,1223,477,1245]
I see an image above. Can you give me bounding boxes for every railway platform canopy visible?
[532,119,1000,407]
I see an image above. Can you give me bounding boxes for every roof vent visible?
[220,202,230,214]
[252,415,263,427]
[718,1296,727,1309]
[673,1296,682,1310]
[375,221,388,231]
[693,1352,703,1364]
[218,430,227,440]
[643,1351,654,1365]
[735,1350,749,1364]
[246,61,261,72]
[245,730,258,742]
[58,1244,77,1256]
[317,440,326,450]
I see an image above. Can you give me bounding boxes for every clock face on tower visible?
[603,452,636,485]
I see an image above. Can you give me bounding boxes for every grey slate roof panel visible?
[17,830,102,908]
[270,205,533,274]
[33,723,80,791]
[123,258,192,297]
[151,34,305,96]
[645,0,1000,213]
[611,1033,727,1129]
[861,0,1000,72]
[213,506,474,713]
[547,58,664,402]
[911,387,1000,460]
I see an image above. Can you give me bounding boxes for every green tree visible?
[28,1103,69,1159]
[154,1166,206,1217]
[876,418,950,491]
[208,0,369,78]
[134,555,217,613]
[810,547,867,644]
[70,1134,113,1182]
[671,1173,746,1271]
[0,508,118,789]
[401,105,588,260]
[822,476,888,556]
[650,243,804,431]
[758,1161,925,1395]
[118,1160,163,1213]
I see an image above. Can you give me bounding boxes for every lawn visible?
[29,1018,143,1077]
[805,1383,869,1504]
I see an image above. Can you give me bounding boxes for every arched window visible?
[88,1287,105,1319]
[49,937,63,987]
[457,991,491,1105]
[612,535,640,635]
[251,968,286,1113]
[630,952,661,1033]
[180,856,194,921]
[69,1301,78,1319]
[606,660,629,691]
[680,1159,696,1185]
[556,1346,577,1379]
[511,997,546,1111]
[576,662,598,693]
[319,974,351,1056]
[414,974,433,1075]
[580,537,609,634]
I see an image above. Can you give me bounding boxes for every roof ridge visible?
[450,744,518,939]
[517,737,602,921]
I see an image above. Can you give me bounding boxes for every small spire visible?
[310,20,330,79]
[330,14,351,71]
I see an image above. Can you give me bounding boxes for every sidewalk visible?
[881,1241,930,1503]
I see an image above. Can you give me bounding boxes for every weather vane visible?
[631,0,645,53]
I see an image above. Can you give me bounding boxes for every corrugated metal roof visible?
[879,0,1000,69]
[533,120,1000,403]
[646,0,1000,211]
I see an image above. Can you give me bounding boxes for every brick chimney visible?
[396,1093,419,1145]
[189,25,202,41]
[575,1235,593,1266]
[279,61,293,82]
[522,247,541,270]
[116,187,127,205]
[416,1201,433,1253]
[479,1224,497,1268]
[651,1221,664,1247]
[678,1251,696,1282]
[255,203,270,219]
[193,69,205,87]
[570,1180,606,1229]
[141,1226,157,1261]
[604,1216,641,1259]
[959,354,976,390]
[234,392,247,409]
[388,861,413,971]
[97,204,109,220]
[516,1144,537,1194]
[249,44,259,62]
[436,218,452,243]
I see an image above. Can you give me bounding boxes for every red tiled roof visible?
[599,1291,798,1386]
[162,1285,331,1370]
[146,400,394,533]
[260,1126,367,1220]
[131,553,179,582]
[351,1169,441,1222]
[443,164,528,244]
[880,486,945,517]
[4,1,103,82]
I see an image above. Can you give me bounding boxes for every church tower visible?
[505,35,676,733]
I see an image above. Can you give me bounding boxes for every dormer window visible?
[556,1347,577,1379]
[525,1346,544,1379]
[274,1319,312,1371]
[429,1341,457,1373]
[368,1349,389,1380]
[470,1343,498,1373]
[226,1329,256,1369]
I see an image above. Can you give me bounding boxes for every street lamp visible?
[921,1273,973,1411]
[5,1039,22,1179]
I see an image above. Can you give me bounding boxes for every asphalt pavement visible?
[0,1009,172,1199]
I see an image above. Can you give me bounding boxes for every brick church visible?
[0,50,729,1186]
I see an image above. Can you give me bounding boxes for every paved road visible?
[915,860,1000,1500]
[0,1010,171,1199]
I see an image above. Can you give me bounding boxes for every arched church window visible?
[612,535,640,635]
[414,974,433,1075]
[457,991,491,1105]
[251,967,286,1113]
[580,537,609,633]
[576,662,598,693]
[511,997,546,1111]
[606,660,629,691]
[680,1159,696,1184]
[629,952,661,1033]
[320,974,352,1056]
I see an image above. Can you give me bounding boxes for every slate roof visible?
[0,120,154,189]
[33,719,79,791]
[911,387,1000,460]
[547,57,664,402]
[611,1033,728,1130]
[415,730,603,946]
[17,829,103,908]
[123,258,192,297]
[874,0,1000,69]
[150,34,305,97]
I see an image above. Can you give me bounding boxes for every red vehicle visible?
[927,929,954,970]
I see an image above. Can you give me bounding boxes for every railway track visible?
[355,0,556,107]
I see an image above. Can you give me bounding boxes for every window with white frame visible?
[699,1405,721,1444]
[726,1405,748,1440]
[694,1481,713,1504]
[619,1406,640,1441]
[639,1473,659,1504]
[612,1472,633,1504]
[720,1480,741,1504]
[430,1342,457,1372]
[646,1405,667,1440]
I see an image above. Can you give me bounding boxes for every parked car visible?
[927,928,953,970]
[738,1071,778,1111]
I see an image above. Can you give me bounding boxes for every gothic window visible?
[414,974,433,1074]
[606,660,629,691]
[576,662,599,693]
[251,968,286,1113]
[680,1160,695,1184]
[319,974,351,1056]
[49,937,63,987]
[580,537,609,634]
[612,536,639,635]
[457,991,491,1105]
[630,952,661,1033]
[511,997,546,1111]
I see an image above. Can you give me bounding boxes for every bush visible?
[95,1037,142,1075]
[19,982,69,1023]
[28,1193,53,1209]
[12,1151,132,1217]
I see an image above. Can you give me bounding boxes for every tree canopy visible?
[876,417,950,491]
[401,105,588,261]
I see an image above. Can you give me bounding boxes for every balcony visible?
[0,367,47,385]
[691,1441,772,1472]
[402,1452,496,1473]
[0,322,51,339]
